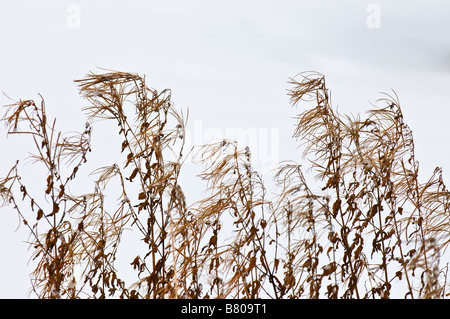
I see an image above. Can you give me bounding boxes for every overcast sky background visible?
[1,0,450,298]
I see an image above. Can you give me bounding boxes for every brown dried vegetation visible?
[1,70,449,298]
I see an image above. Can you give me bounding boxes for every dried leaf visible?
[138,192,146,200]
[37,208,44,221]
[129,167,139,182]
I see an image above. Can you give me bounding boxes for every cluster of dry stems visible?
[1,70,449,299]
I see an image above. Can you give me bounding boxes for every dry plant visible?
[1,70,449,299]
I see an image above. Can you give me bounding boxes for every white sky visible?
[1,0,450,298]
